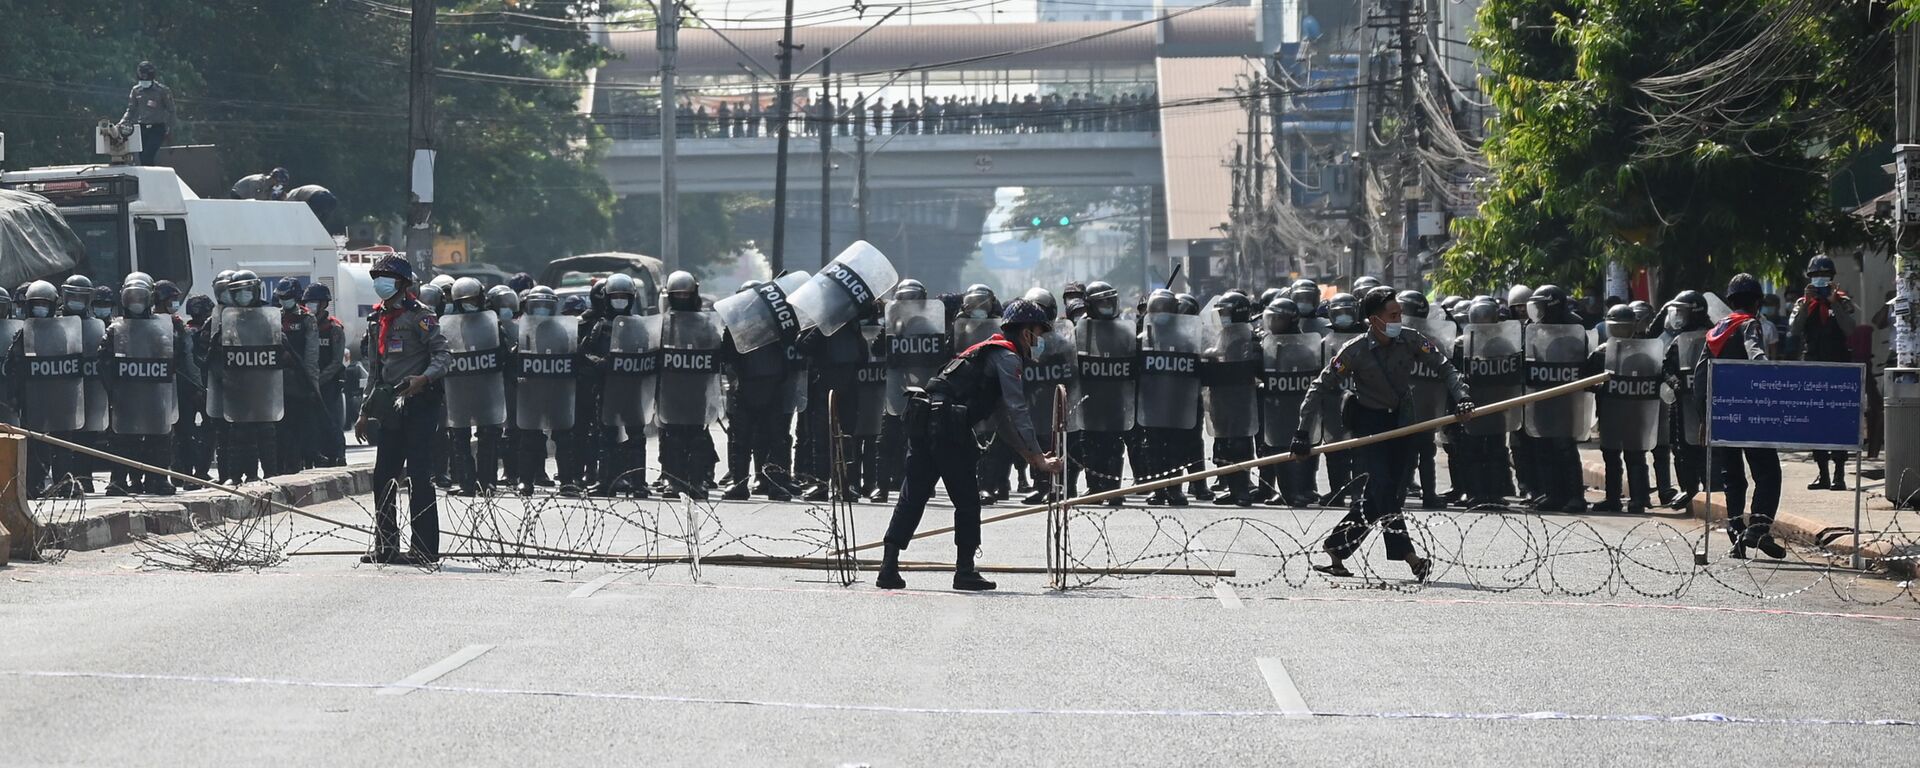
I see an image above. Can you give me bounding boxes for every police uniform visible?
[1696,307,1785,558]
[311,309,348,467]
[279,304,323,474]
[365,295,452,561]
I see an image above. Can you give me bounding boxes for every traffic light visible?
[1025,215,1074,229]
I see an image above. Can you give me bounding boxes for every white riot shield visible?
[1408,306,1457,352]
[1260,332,1321,448]
[1598,338,1663,451]
[1463,322,1524,436]
[1201,321,1259,438]
[441,312,508,429]
[715,270,810,354]
[1406,325,1456,423]
[1074,317,1136,432]
[853,324,887,437]
[1671,329,1708,446]
[657,310,724,426]
[1136,313,1202,430]
[217,307,285,424]
[514,315,580,431]
[884,299,948,417]
[602,314,662,429]
[0,318,20,424]
[81,316,108,431]
[787,241,897,336]
[953,317,998,351]
[20,316,85,432]
[1525,323,1593,441]
[1317,330,1364,441]
[108,317,177,435]
[1024,320,1078,435]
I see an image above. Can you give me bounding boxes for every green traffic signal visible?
[1058,216,1071,226]
[1030,216,1043,227]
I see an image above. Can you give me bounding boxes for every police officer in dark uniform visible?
[304,283,348,467]
[354,255,452,565]
[1698,274,1786,560]
[1662,290,1712,509]
[1292,288,1474,581]
[1789,255,1858,491]
[178,293,216,483]
[274,279,322,473]
[877,299,1063,591]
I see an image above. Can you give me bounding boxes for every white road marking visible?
[377,645,494,696]
[568,573,623,599]
[1255,657,1312,718]
[1212,582,1244,610]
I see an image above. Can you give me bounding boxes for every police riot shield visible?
[657,310,724,426]
[776,343,810,414]
[1408,307,1457,352]
[853,324,887,437]
[1463,321,1525,436]
[787,241,897,336]
[203,318,223,422]
[514,315,579,431]
[0,318,21,424]
[1024,320,1078,435]
[1406,323,1456,424]
[715,270,811,354]
[1317,330,1364,441]
[1598,338,1664,452]
[1525,323,1593,441]
[602,314,662,429]
[884,298,948,417]
[217,306,285,424]
[1136,313,1202,430]
[19,316,85,432]
[1201,320,1259,438]
[81,317,108,432]
[108,317,178,435]
[953,317,998,351]
[440,312,508,429]
[1074,317,1136,432]
[1671,329,1708,446]
[1259,332,1322,448]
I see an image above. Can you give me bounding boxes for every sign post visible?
[1703,360,1867,567]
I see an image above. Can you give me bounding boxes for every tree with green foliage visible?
[1445,0,1893,295]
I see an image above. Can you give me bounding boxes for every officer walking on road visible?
[877,299,1063,591]
[354,255,451,565]
[1291,287,1474,582]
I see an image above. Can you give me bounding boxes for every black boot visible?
[875,545,906,589]
[952,550,996,591]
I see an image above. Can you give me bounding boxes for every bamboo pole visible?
[837,372,1612,555]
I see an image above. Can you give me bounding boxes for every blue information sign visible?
[1705,360,1865,450]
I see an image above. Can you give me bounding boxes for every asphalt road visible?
[3,485,1917,766]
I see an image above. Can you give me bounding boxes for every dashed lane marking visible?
[377,645,494,696]
[1255,657,1311,718]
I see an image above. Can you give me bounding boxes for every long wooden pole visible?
[838,372,1611,555]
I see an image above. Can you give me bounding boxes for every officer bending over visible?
[878,300,1064,591]
[1291,287,1474,582]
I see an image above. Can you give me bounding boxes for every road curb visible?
[38,466,373,554]
[1578,458,1917,580]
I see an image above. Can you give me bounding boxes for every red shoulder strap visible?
[961,334,1017,358]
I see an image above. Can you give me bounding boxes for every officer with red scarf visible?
[1787,255,1858,491]
[1697,273,1786,560]
[877,299,1064,591]
[354,255,451,565]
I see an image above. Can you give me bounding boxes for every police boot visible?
[952,551,996,592]
[1592,497,1623,513]
[761,471,795,502]
[722,480,751,501]
[875,545,906,589]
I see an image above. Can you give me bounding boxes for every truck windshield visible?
[135,217,193,289]
[67,214,132,286]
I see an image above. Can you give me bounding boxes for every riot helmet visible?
[665,270,700,312]
[603,273,638,315]
[184,294,214,321]
[1288,282,1320,314]
[562,294,588,316]
[1804,255,1837,278]
[417,283,444,314]
[121,280,154,318]
[1604,303,1639,340]
[61,275,94,315]
[1664,290,1707,332]
[153,281,182,315]
[893,279,927,301]
[1214,292,1253,324]
[212,271,234,307]
[24,281,60,319]
[1466,298,1502,325]
[228,270,263,308]
[486,285,520,320]
[1021,287,1058,320]
[449,277,487,314]
[0,287,13,320]
[1326,292,1362,331]
[1397,290,1429,319]
[1352,276,1381,294]
[138,61,157,80]
[1263,297,1300,334]
[1627,300,1654,329]
[523,286,559,318]
[1526,284,1571,324]
[1144,288,1179,315]
[1257,287,1282,307]
[90,285,118,319]
[960,287,997,319]
[272,279,302,310]
[1085,281,1119,320]
[1175,293,1199,315]
[124,271,153,289]
[301,282,333,317]
[1725,273,1764,312]
[508,272,536,294]
[1061,281,1087,303]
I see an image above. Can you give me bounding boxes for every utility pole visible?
[404,0,437,275]
[819,55,833,267]
[856,113,869,241]
[657,0,680,272]
[769,0,799,275]
[1394,0,1425,288]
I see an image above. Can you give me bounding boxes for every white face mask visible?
[305,302,324,315]
[1810,277,1832,289]
[496,307,514,321]
[1028,333,1046,361]
[234,290,255,306]
[1666,312,1686,331]
[372,277,398,300]
[30,305,51,318]
[126,302,148,316]
[610,298,630,311]
[1381,321,1403,338]
[92,306,113,319]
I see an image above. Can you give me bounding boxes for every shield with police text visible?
[1670,329,1708,446]
[81,317,108,431]
[1598,337,1663,451]
[108,317,177,435]
[514,314,580,431]
[1024,320,1078,434]
[787,241,897,336]
[0,318,20,424]
[1201,320,1259,438]
[602,314,662,429]
[217,307,285,424]
[1525,323,1593,440]
[853,323,887,436]
[952,317,997,351]
[1405,325,1457,423]
[715,270,810,354]
[1317,331,1364,441]
[1463,322,1523,436]
[657,310,724,426]
[441,312,508,429]
[1074,317,1136,432]
[884,298,948,416]
[20,316,85,432]
[1260,332,1322,448]
[1136,313,1202,430]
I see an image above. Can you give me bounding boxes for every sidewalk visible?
[1577,445,1917,579]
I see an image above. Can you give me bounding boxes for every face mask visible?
[1381,321,1403,338]
[529,306,554,317]
[496,307,514,321]
[305,302,324,315]
[92,307,113,319]
[1331,311,1356,329]
[1527,304,1545,323]
[138,79,154,87]
[31,305,50,318]
[611,298,630,311]
[1810,277,1831,289]
[1666,313,1685,331]
[372,277,398,300]
[279,298,297,310]
[1029,334,1047,360]
[968,308,988,319]
[126,302,148,316]
[67,300,86,313]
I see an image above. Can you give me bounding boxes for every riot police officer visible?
[441,277,512,496]
[714,275,806,502]
[1019,287,1077,504]
[7,281,87,496]
[486,285,523,488]
[1455,297,1521,506]
[1292,287,1473,581]
[657,271,724,499]
[1135,289,1200,506]
[1256,297,1320,506]
[274,279,322,473]
[101,276,189,495]
[1698,274,1786,560]
[1201,292,1259,506]
[355,255,452,565]
[1074,281,1136,504]
[795,293,873,503]
[1522,285,1592,513]
[206,270,288,483]
[1663,290,1712,509]
[1587,304,1661,514]
[304,283,348,467]
[587,273,657,497]
[1309,292,1366,505]
[879,279,945,503]
[1397,290,1452,509]
[178,293,216,483]
[512,286,581,495]
[70,278,111,492]
[1790,255,1858,491]
[877,300,1064,591]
